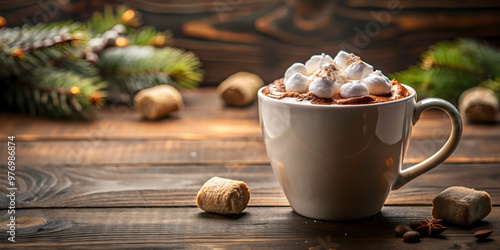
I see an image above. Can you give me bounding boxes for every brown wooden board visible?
[0,207,498,249]
[0,163,498,208]
[0,137,498,167]
[1,100,499,142]
[1,88,499,141]
[3,111,498,140]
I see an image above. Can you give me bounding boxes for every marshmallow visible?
[309,77,336,98]
[102,30,119,40]
[285,73,309,93]
[305,53,334,75]
[333,81,342,96]
[344,61,373,80]
[340,80,369,98]
[333,50,349,69]
[284,63,308,80]
[362,70,391,95]
[87,37,104,52]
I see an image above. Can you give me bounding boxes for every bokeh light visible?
[122,10,135,23]
[115,37,129,47]
[70,86,81,94]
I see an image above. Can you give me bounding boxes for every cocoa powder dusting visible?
[345,54,361,67]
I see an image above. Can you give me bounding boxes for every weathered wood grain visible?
[0,216,48,234]
[0,88,260,140]
[0,139,269,166]
[0,207,498,249]
[346,0,500,8]
[1,88,499,141]
[0,163,498,208]
[0,137,498,167]
[175,0,500,84]
[117,0,282,14]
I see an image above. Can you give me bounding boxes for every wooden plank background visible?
[1,89,499,140]
[1,0,500,85]
[0,86,499,248]
[0,163,499,208]
[1,88,499,209]
[1,0,500,247]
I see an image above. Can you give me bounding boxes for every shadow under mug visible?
[258,85,462,220]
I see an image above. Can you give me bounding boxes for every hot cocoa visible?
[263,51,411,105]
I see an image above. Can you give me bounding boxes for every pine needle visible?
[390,39,500,104]
[99,46,203,93]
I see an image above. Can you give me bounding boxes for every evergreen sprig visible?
[2,67,105,119]
[391,39,500,104]
[85,5,129,36]
[458,39,500,76]
[0,21,83,48]
[0,22,86,77]
[84,5,172,48]
[130,26,173,47]
[99,46,203,92]
[0,5,202,119]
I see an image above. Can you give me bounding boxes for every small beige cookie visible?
[217,72,264,106]
[134,85,183,120]
[459,87,499,123]
[196,177,250,214]
[432,186,492,226]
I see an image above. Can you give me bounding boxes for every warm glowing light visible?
[0,16,6,28]
[152,35,166,47]
[122,10,135,22]
[90,93,102,105]
[70,86,81,95]
[177,134,205,140]
[12,48,24,59]
[115,37,129,47]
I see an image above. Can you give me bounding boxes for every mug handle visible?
[392,98,463,190]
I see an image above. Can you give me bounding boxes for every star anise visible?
[412,219,447,237]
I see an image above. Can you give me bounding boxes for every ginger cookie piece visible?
[432,186,492,226]
[196,177,250,214]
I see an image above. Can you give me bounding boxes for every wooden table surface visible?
[0,88,499,249]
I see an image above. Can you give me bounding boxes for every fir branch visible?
[421,40,485,76]
[458,38,500,77]
[85,5,126,36]
[1,67,106,119]
[30,67,106,103]
[0,23,88,78]
[0,43,83,78]
[57,59,100,78]
[85,5,144,37]
[98,46,203,92]
[0,21,85,49]
[390,38,500,104]
[391,66,429,90]
[425,67,482,102]
[129,26,173,47]
[84,5,172,49]
[0,5,201,119]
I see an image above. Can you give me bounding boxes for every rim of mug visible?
[258,84,416,108]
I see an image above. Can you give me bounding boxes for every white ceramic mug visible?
[258,85,462,220]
